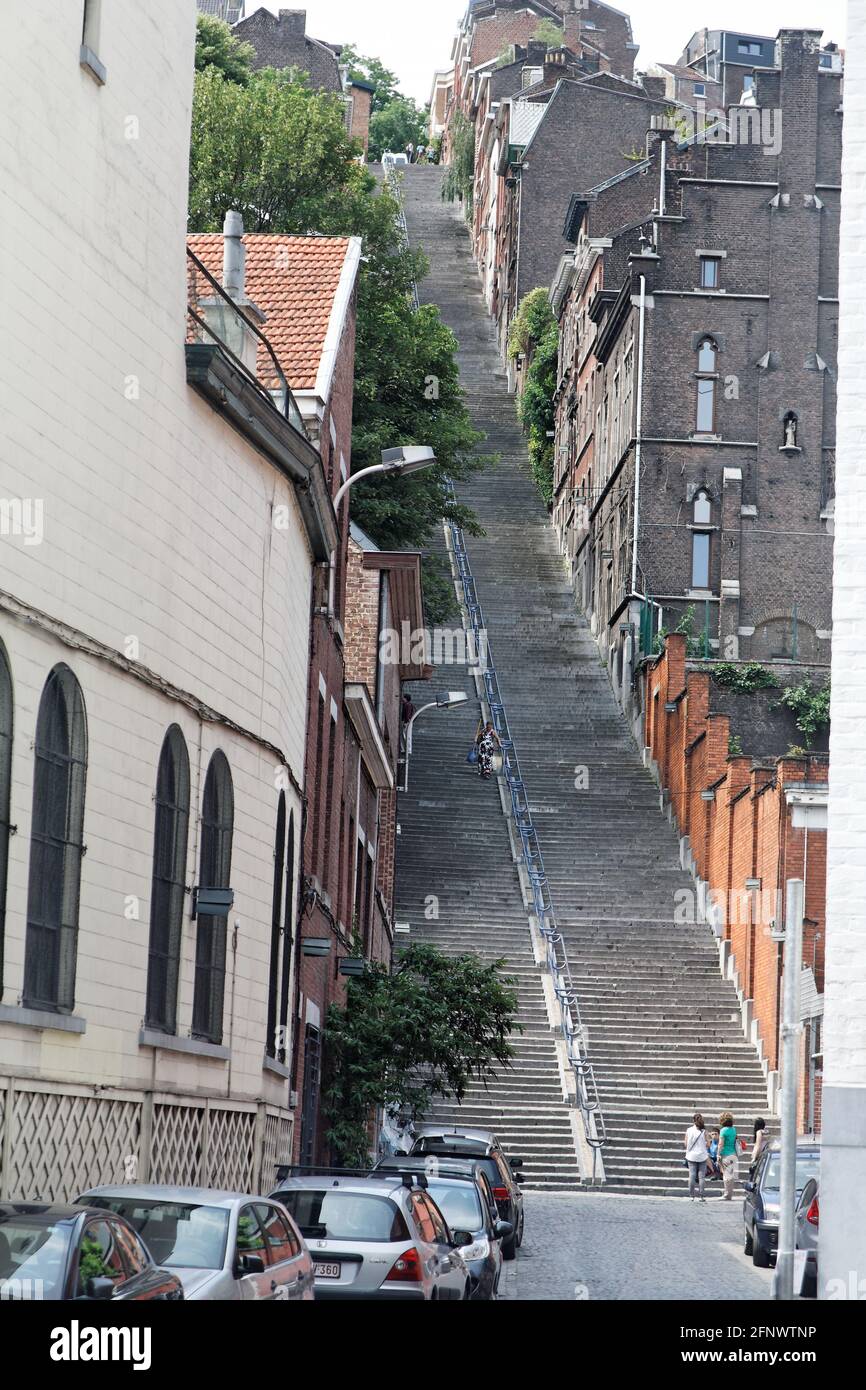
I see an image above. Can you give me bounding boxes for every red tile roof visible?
[187,234,353,392]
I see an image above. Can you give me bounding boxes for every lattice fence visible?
[0,1080,293,1200]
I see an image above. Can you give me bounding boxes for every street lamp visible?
[328,446,437,614]
[333,445,437,512]
[400,691,469,792]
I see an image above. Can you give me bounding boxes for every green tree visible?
[510,289,558,505]
[189,65,488,608]
[323,944,520,1166]
[338,43,401,112]
[368,96,429,162]
[533,18,564,47]
[194,13,255,85]
[441,110,475,216]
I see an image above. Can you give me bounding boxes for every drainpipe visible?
[658,136,667,220]
[631,274,647,594]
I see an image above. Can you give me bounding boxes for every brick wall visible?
[645,635,828,1100]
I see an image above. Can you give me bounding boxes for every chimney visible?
[222,210,245,300]
[278,9,306,37]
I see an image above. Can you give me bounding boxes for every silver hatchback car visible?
[271,1174,471,1300]
[77,1185,314,1301]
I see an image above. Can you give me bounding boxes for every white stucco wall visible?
[822,0,866,1298]
[0,0,312,1127]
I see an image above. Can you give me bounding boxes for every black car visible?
[408,1127,525,1260]
[743,1138,821,1268]
[0,1202,184,1301]
[373,1156,511,1300]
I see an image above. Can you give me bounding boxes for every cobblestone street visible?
[501,1193,773,1301]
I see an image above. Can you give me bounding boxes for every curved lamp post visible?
[400,691,469,792]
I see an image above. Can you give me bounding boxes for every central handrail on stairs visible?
[446,486,607,1182]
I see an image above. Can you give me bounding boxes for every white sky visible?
[255,1,848,104]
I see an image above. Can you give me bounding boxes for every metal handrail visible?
[383,167,606,1176]
[446,485,607,1175]
[383,164,420,312]
[186,246,307,437]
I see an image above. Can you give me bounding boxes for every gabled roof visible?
[187,234,361,397]
[509,94,549,145]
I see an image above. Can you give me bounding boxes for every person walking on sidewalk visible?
[684,1112,709,1201]
[718,1111,739,1200]
[749,1117,768,1175]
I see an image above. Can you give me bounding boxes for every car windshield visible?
[413,1137,488,1157]
[762,1153,821,1193]
[425,1182,483,1233]
[83,1198,229,1270]
[277,1190,407,1242]
[0,1215,70,1299]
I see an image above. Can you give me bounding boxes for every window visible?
[23,665,87,1012]
[236,1206,266,1261]
[743,74,755,95]
[692,490,713,589]
[277,812,295,1064]
[192,750,233,1044]
[694,82,706,97]
[266,793,286,1058]
[76,1219,126,1296]
[699,256,720,290]
[145,726,191,1033]
[257,1203,300,1262]
[737,40,763,57]
[695,337,718,434]
[0,642,12,997]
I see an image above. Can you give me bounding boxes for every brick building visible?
[442,0,638,163]
[644,635,828,1131]
[233,8,373,153]
[679,28,844,108]
[494,73,671,371]
[645,61,722,111]
[551,30,841,713]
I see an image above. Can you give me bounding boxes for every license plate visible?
[314,1262,341,1279]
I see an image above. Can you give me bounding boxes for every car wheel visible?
[743,1224,754,1256]
[516,1210,525,1248]
[752,1236,771,1269]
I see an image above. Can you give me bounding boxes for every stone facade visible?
[0,0,325,1196]
[233,7,342,91]
[551,31,841,701]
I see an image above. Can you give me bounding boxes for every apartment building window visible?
[80,0,107,84]
[23,665,88,1012]
[192,750,234,1044]
[0,642,11,998]
[694,82,706,97]
[266,792,287,1059]
[699,256,720,289]
[691,490,713,589]
[277,812,295,1064]
[145,726,191,1033]
[695,337,719,433]
[737,40,763,57]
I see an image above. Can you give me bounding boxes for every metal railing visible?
[447,486,607,1180]
[383,166,605,1178]
[186,247,307,437]
[383,163,420,312]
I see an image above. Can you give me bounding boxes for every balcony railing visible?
[186,247,306,438]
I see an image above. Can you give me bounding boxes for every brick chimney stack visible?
[278,9,306,38]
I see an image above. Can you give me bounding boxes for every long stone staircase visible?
[394,166,770,1196]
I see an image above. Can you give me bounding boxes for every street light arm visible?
[333,463,390,512]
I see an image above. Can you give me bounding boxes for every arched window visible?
[278,812,295,1065]
[692,489,713,590]
[266,792,287,1059]
[192,750,233,1044]
[695,337,718,433]
[23,665,87,1012]
[0,641,12,999]
[145,726,191,1034]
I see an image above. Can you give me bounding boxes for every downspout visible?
[631,274,647,594]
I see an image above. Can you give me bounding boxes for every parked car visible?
[76,1185,313,1301]
[408,1126,525,1259]
[0,1201,183,1301]
[271,1173,471,1300]
[743,1138,821,1268]
[382,151,409,166]
[794,1177,820,1298]
[373,1155,510,1300]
